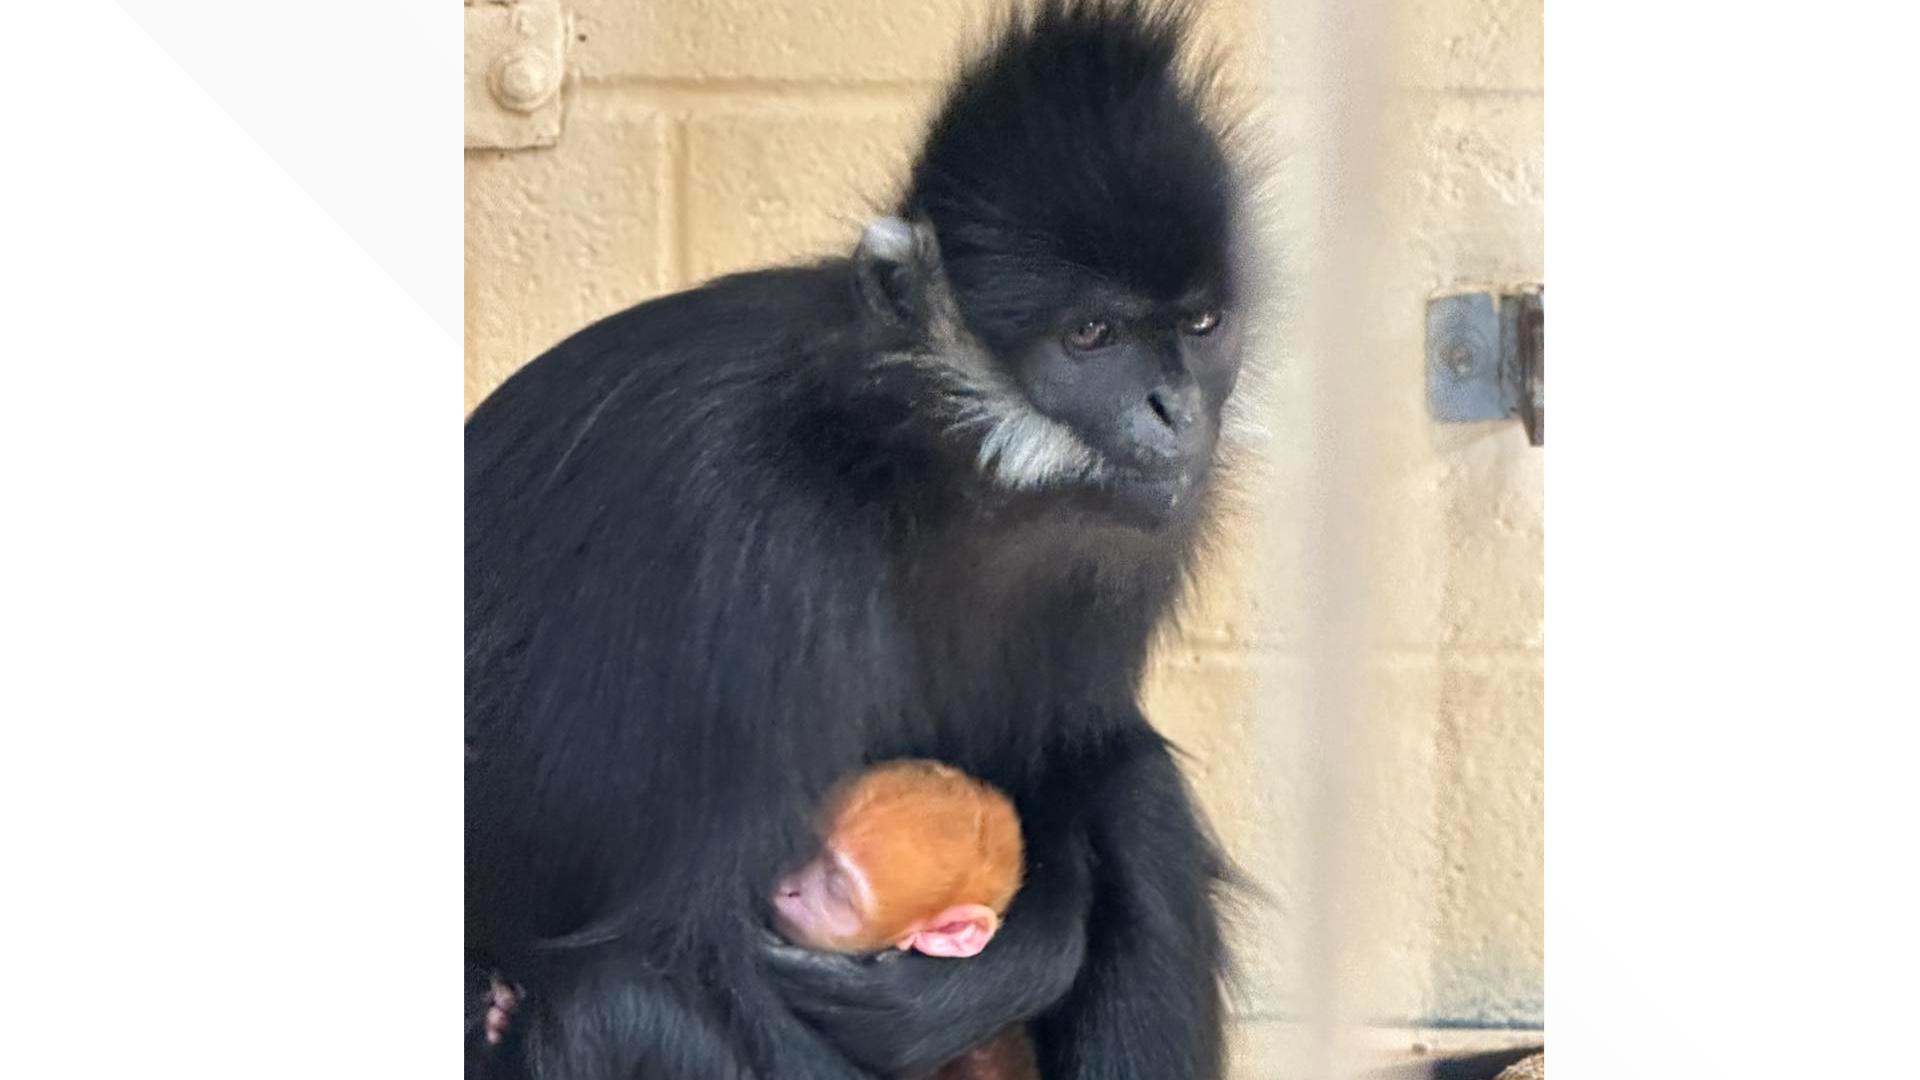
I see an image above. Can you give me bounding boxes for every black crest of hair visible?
[466,2,1247,1079]
[906,0,1239,354]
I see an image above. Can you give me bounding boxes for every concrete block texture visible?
[1143,649,1540,1027]
[465,0,1544,1055]
[568,0,1277,87]
[682,101,936,282]
[465,98,671,408]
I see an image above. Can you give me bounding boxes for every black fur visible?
[907,0,1238,354]
[467,2,1246,1077]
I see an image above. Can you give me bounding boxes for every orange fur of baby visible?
[820,760,1024,949]
[821,761,1036,1080]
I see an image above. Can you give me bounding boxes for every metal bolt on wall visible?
[466,0,570,151]
[1426,287,1545,447]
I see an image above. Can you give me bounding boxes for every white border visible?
[3,3,459,1073]
[1552,2,1920,1076]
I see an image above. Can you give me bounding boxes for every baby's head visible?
[772,760,1024,958]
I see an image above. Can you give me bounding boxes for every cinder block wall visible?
[465,0,1543,1063]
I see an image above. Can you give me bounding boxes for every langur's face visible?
[1003,284,1243,528]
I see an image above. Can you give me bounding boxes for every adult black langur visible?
[466,1,1258,1077]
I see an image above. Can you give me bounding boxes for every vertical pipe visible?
[1276,0,1398,1075]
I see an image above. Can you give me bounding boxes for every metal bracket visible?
[1426,287,1544,446]
[465,0,571,151]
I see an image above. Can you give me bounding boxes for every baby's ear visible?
[900,904,1000,958]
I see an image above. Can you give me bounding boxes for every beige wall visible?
[465,0,1542,1067]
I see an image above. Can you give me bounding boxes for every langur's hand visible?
[758,926,1077,1076]
[760,936,977,1075]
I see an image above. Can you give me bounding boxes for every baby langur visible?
[487,760,1034,1066]
[482,760,1031,1055]
[773,760,1038,1080]
[773,759,1022,955]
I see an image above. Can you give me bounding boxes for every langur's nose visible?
[1128,382,1205,466]
[1146,384,1199,433]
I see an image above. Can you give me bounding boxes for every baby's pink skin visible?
[484,978,517,1045]
[772,848,1001,958]
[772,848,873,948]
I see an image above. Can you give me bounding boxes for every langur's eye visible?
[1064,320,1114,351]
[1182,309,1222,336]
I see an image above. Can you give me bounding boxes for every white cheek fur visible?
[966,396,1106,490]
[857,214,1109,492]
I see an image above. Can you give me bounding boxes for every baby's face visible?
[771,849,876,952]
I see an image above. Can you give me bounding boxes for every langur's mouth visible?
[1102,465,1202,527]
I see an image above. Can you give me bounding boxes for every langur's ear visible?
[898,904,1000,958]
[853,215,939,327]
